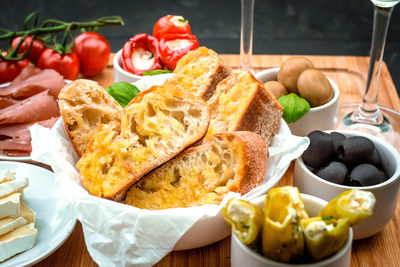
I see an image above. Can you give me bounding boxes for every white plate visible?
[0,161,76,266]
[0,80,70,163]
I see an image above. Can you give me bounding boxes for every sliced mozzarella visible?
[131,48,155,70]
[0,223,37,262]
[0,193,21,219]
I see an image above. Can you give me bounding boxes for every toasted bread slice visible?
[170,46,231,100]
[77,83,210,200]
[58,79,122,157]
[125,131,267,209]
[207,70,283,146]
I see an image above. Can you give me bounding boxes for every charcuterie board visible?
[32,54,400,267]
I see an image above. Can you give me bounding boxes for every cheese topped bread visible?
[207,70,283,146]
[170,46,231,100]
[125,131,268,209]
[77,83,210,200]
[58,79,122,157]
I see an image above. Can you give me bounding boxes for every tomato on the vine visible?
[37,48,80,80]
[153,15,191,39]
[74,32,111,77]
[0,58,29,83]
[11,36,46,65]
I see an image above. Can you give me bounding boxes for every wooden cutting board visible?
[32,54,400,267]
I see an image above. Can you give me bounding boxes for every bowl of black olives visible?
[294,130,400,239]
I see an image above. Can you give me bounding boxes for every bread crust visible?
[230,131,268,194]
[207,70,283,147]
[77,85,211,200]
[173,47,231,100]
[235,73,283,147]
[125,131,268,209]
[58,79,122,157]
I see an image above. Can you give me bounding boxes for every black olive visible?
[369,147,383,169]
[330,132,346,154]
[347,164,388,186]
[337,136,375,167]
[302,131,333,169]
[315,161,348,185]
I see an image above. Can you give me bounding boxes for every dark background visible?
[1,0,399,94]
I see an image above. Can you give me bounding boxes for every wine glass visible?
[336,0,400,150]
[240,0,255,73]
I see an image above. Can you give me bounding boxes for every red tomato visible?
[153,15,191,39]
[0,58,29,83]
[11,36,46,65]
[37,48,80,80]
[74,32,111,77]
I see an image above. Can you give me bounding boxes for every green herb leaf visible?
[278,93,311,123]
[142,69,173,76]
[322,216,333,221]
[106,82,140,107]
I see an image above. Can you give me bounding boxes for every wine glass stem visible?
[352,4,394,124]
[240,0,254,72]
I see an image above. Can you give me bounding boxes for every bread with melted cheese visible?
[170,46,231,100]
[77,83,210,200]
[58,79,122,157]
[207,70,283,146]
[125,131,267,209]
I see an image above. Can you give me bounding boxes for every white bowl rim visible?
[296,129,400,190]
[233,193,353,266]
[255,67,339,112]
[113,49,142,79]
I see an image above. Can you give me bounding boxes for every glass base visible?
[337,103,400,151]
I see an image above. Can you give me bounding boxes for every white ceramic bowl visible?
[113,49,142,83]
[255,68,339,136]
[294,130,400,239]
[231,194,353,267]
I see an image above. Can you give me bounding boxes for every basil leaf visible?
[106,82,140,107]
[142,69,173,76]
[322,216,333,221]
[278,93,311,123]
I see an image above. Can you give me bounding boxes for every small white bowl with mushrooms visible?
[255,57,339,137]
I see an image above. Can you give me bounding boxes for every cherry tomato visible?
[0,58,29,83]
[11,36,46,65]
[74,32,111,77]
[153,15,191,39]
[37,48,80,80]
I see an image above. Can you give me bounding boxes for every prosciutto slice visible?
[0,97,18,109]
[0,90,59,125]
[0,117,59,156]
[0,69,65,99]
[11,63,41,85]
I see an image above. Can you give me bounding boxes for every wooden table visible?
[33,54,400,267]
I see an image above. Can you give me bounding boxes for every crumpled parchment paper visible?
[29,74,309,266]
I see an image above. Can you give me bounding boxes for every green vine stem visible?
[0,15,124,60]
[0,16,124,40]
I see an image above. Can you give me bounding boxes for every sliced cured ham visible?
[11,63,41,85]
[0,97,18,109]
[0,117,59,156]
[0,90,59,125]
[0,69,65,99]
